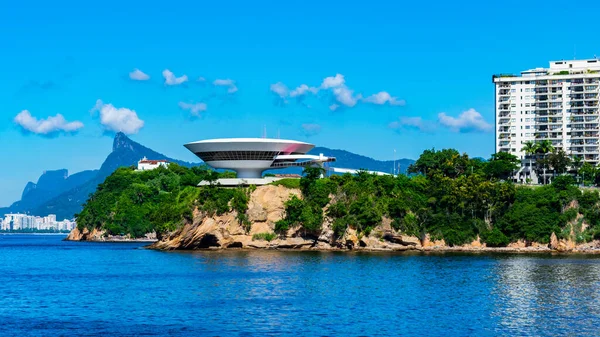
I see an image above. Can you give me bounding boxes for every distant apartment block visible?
[0,213,75,231]
[493,59,600,168]
[137,157,169,171]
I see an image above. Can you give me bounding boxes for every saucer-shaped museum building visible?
[184,138,335,179]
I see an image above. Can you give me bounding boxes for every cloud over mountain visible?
[91,100,144,135]
[14,110,83,135]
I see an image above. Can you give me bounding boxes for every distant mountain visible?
[310,147,413,174]
[1,133,195,220]
[0,169,98,216]
[2,134,414,220]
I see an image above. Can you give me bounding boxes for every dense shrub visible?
[76,164,248,238]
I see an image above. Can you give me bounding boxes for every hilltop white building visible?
[493,58,600,180]
[137,157,169,171]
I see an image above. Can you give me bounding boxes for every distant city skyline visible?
[2,0,600,206]
[0,213,75,232]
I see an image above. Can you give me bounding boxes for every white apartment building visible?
[1,213,76,231]
[493,59,600,174]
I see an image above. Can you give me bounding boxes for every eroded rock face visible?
[70,184,598,253]
[65,227,106,241]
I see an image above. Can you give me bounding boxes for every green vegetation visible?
[553,70,570,75]
[275,149,600,246]
[252,232,277,241]
[270,178,301,189]
[76,164,251,238]
[76,148,600,247]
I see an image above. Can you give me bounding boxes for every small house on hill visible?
[137,157,169,171]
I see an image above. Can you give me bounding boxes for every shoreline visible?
[150,242,600,254]
[0,232,70,236]
[63,235,600,254]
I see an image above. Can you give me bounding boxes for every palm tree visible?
[536,140,555,184]
[522,141,538,183]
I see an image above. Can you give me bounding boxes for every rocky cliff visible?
[148,185,426,251]
[67,184,600,253]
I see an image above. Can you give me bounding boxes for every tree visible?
[546,149,572,176]
[579,162,597,186]
[535,140,555,184]
[408,148,470,178]
[484,152,520,180]
[522,141,538,183]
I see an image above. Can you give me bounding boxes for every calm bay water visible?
[1,235,599,336]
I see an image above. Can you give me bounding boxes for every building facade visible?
[137,157,169,171]
[184,138,335,179]
[1,213,75,231]
[493,59,600,179]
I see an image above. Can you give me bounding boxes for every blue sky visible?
[1,0,600,206]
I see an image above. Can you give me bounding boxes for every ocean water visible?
[1,235,599,336]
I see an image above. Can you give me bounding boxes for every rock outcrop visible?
[65,226,156,242]
[66,184,600,253]
[148,185,424,251]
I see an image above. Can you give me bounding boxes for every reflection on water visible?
[493,256,600,335]
[1,236,600,336]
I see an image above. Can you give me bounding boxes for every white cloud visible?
[129,69,150,81]
[213,79,234,86]
[273,73,405,111]
[332,86,361,108]
[197,76,206,82]
[389,116,435,132]
[301,123,322,137]
[321,74,345,89]
[91,100,144,134]
[438,108,492,133]
[270,82,289,98]
[290,84,319,97]
[363,91,405,106]
[178,102,207,116]
[162,69,188,86]
[14,110,83,135]
[214,79,238,94]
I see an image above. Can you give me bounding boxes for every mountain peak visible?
[112,132,135,152]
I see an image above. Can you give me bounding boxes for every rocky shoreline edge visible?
[66,185,600,254]
[65,227,600,254]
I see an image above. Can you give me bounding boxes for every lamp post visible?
[393,149,396,176]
